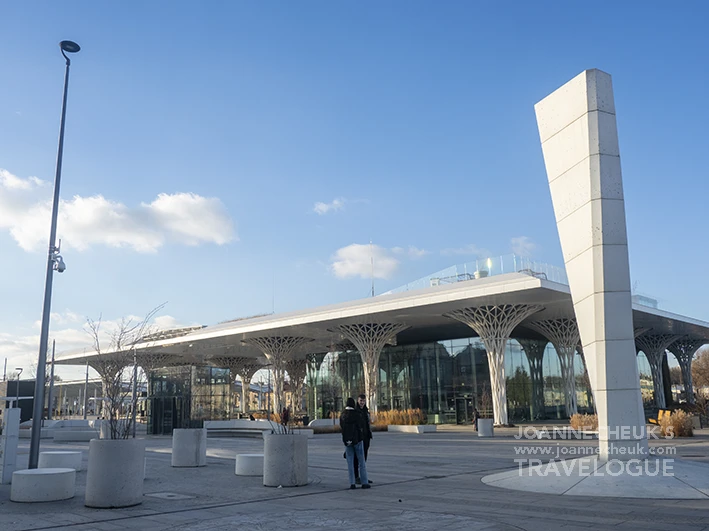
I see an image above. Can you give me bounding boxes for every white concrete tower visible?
[535,69,647,460]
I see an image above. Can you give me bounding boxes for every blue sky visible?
[1,2,707,380]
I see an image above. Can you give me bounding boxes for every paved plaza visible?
[2,426,709,530]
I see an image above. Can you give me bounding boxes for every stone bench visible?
[387,425,437,434]
[235,453,264,476]
[38,451,83,471]
[18,428,52,439]
[308,419,339,427]
[53,430,99,442]
[10,468,76,502]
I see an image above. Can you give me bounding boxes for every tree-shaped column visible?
[517,338,548,420]
[332,322,408,412]
[208,356,264,415]
[527,318,581,417]
[285,357,308,412]
[445,304,543,425]
[635,333,681,409]
[245,337,312,415]
[668,339,706,405]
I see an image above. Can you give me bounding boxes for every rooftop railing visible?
[382,254,569,295]
[382,254,660,309]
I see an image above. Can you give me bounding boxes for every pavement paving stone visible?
[1,426,709,530]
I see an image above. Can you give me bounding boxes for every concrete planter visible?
[85,438,145,508]
[387,425,437,434]
[263,433,308,487]
[477,419,494,437]
[171,428,207,467]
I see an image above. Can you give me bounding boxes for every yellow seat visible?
[648,409,671,425]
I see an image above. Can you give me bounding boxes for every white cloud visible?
[313,198,345,215]
[511,236,538,257]
[441,244,490,257]
[392,246,429,259]
[331,243,399,280]
[0,168,236,253]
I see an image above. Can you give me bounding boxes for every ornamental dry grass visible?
[660,410,694,438]
[569,413,598,431]
[373,408,427,426]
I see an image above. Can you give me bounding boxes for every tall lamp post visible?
[28,40,81,469]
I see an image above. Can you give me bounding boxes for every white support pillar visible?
[535,69,646,460]
[518,339,548,421]
[1,408,20,484]
[635,334,681,409]
[669,339,706,405]
[528,319,581,417]
[245,337,312,416]
[285,358,308,412]
[333,322,408,412]
[445,305,543,425]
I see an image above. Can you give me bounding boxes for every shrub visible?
[252,412,281,424]
[660,410,693,438]
[373,408,427,426]
[570,413,598,431]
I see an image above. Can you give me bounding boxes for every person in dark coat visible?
[353,394,373,484]
[340,397,370,489]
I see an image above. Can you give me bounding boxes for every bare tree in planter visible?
[85,305,164,439]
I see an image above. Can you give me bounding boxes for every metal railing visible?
[382,254,569,295]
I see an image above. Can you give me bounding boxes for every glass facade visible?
[146,339,661,429]
[148,366,231,434]
[305,336,596,424]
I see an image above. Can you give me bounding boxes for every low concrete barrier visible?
[172,428,207,467]
[53,430,99,442]
[308,419,339,427]
[38,451,83,471]
[235,453,264,476]
[290,428,314,439]
[387,425,437,434]
[11,468,76,502]
[18,429,52,439]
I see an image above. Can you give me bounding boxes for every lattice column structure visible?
[136,351,180,375]
[285,357,308,412]
[634,334,681,409]
[668,339,706,405]
[245,337,312,415]
[445,305,543,425]
[527,319,581,417]
[634,327,651,339]
[208,356,264,414]
[333,323,408,412]
[306,353,326,418]
[517,339,548,421]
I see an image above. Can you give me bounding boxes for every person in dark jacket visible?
[340,397,370,489]
[353,394,373,484]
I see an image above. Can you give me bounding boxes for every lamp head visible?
[59,41,81,53]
